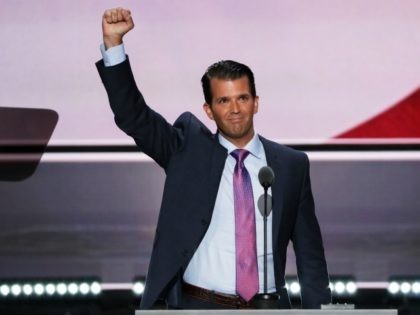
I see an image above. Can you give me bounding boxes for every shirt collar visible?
[217,132,264,159]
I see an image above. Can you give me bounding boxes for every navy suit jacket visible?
[96,57,331,309]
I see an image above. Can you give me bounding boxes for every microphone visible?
[257,194,272,217]
[258,166,275,188]
[252,166,280,309]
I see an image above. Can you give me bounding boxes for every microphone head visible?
[258,166,275,188]
[257,194,273,217]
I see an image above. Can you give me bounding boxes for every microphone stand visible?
[263,188,268,293]
[252,185,280,309]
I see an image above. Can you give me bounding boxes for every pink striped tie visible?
[231,149,259,301]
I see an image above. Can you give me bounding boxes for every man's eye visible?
[219,98,228,104]
[239,96,249,101]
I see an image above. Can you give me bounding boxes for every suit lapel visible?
[260,136,285,250]
[206,134,228,217]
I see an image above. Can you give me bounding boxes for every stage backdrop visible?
[1,0,419,144]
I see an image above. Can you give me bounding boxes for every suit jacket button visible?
[201,219,208,226]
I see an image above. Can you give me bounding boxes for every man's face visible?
[203,76,259,148]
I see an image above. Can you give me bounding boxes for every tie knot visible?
[231,149,250,165]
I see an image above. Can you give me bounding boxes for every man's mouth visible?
[229,117,243,123]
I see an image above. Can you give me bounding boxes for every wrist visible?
[103,35,123,50]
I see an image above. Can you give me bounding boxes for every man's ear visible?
[203,103,214,120]
[254,96,259,114]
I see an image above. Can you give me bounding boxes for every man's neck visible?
[218,131,255,149]
[218,132,261,155]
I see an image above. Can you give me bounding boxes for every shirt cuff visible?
[100,43,127,67]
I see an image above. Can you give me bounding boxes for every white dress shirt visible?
[183,133,275,294]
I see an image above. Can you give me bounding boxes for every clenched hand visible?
[102,7,134,49]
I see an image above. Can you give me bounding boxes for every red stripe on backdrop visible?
[335,87,420,138]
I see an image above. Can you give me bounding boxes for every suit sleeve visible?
[291,154,332,308]
[96,57,183,169]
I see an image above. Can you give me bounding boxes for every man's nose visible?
[231,101,240,113]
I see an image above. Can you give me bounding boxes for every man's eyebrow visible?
[216,96,230,102]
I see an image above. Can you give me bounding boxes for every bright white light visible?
[46,283,55,295]
[11,284,22,296]
[285,283,289,290]
[90,282,101,295]
[0,285,10,296]
[329,282,334,292]
[56,283,67,295]
[133,282,145,295]
[23,284,33,296]
[334,281,345,294]
[388,282,400,294]
[346,281,357,294]
[412,282,420,294]
[400,282,411,294]
[34,283,45,296]
[290,282,301,294]
[79,283,90,295]
[68,283,78,295]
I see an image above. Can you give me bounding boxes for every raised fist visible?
[102,7,134,49]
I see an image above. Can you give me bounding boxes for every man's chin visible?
[220,130,244,140]
[219,128,253,142]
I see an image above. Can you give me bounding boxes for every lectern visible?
[135,310,397,315]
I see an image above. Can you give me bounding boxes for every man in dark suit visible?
[97,7,331,310]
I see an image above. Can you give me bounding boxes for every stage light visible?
[290,282,300,295]
[412,282,420,294]
[388,277,420,297]
[56,283,67,296]
[388,281,400,295]
[79,282,90,295]
[334,281,345,295]
[11,284,22,296]
[68,283,78,295]
[284,277,299,295]
[22,284,33,296]
[133,282,145,295]
[34,283,44,296]
[286,277,357,297]
[133,277,147,296]
[328,276,357,297]
[0,278,102,300]
[400,282,411,294]
[346,281,357,294]
[90,281,101,295]
[46,283,56,295]
[0,284,10,297]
